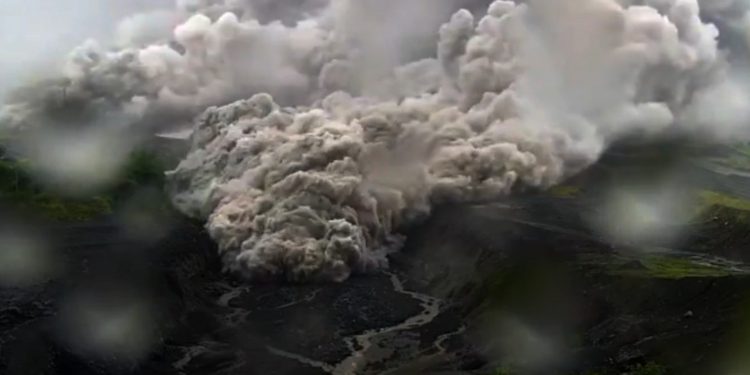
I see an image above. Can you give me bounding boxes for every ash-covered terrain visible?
[3,141,750,375]
[3,0,750,374]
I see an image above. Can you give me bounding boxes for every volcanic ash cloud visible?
[164,0,749,282]
[0,0,744,282]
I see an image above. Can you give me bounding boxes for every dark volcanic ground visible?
[3,144,750,375]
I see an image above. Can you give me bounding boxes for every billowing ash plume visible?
[0,0,484,131]
[167,0,750,282]
[3,0,750,282]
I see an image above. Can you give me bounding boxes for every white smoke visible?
[166,0,750,282]
[0,0,479,131]
[0,0,174,100]
[3,0,750,282]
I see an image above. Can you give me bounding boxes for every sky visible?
[0,0,172,98]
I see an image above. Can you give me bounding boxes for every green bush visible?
[119,150,165,187]
[0,149,167,221]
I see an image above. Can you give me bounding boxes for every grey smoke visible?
[3,0,750,282]
[167,0,749,282]
[0,0,173,100]
[0,0,491,131]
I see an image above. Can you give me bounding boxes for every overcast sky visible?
[0,0,172,98]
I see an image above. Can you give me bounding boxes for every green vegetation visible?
[692,190,750,231]
[0,149,166,221]
[708,143,750,171]
[731,143,750,159]
[698,191,750,213]
[631,254,735,278]
[110,149,167,202]
[0,157,111,221]
[718,155,750,171]
[548,184,582,199]
[119,150,165,187]
[577,252,739,279]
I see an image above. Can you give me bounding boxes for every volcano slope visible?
[2,141,750,375]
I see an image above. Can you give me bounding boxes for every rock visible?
[4,142,750,374]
